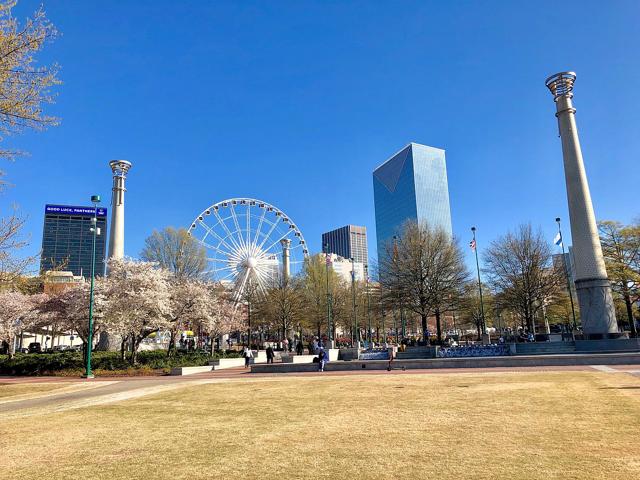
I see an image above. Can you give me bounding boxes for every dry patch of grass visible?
[0,382,71,400]
[1,371,639,480]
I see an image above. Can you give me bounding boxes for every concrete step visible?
[251,352,640,373]
[515,342,576,355]
[396,352,429,359]
[395,346,436,360]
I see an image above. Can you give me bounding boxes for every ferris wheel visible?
[187,198,309,302]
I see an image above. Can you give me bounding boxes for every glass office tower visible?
[40,204,108,278]
[373,143,452,261]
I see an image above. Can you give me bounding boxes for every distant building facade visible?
[43,271,85,295]
[322,225,368,270]
[40,204,108,278]
[373,143,452,261]
[326,253,365,283]
[553,247,576,289]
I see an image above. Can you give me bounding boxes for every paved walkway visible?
[1,364,639,418]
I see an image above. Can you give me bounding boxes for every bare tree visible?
[459,282,494,340]
[0,2,60,185]
[301,254,346,339]
[140,227,207,280]
[255,274,305,342]
[379,221,468,344]
[483,224,563,333]
[0,208,35,289]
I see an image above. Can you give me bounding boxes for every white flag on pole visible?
[554,232,562,246]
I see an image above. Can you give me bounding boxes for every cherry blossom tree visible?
[193,286,241,354]
[167,280,240,355]
[0,290,37,357]
[54,281,106,359]
[167,279,214,355]
[104,258,171,365]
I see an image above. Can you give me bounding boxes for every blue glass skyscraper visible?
[373,143,452,261]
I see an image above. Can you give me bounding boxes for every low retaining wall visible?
[209,357,246,370]
[282,349,340,363]
[250,352,640,374]
[170,365,213,376]
[575,338,640,352]
[281,354,316,364]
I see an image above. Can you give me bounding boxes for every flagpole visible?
[471,227,486,336]
[324,244,333,346]
[555,218,577,330]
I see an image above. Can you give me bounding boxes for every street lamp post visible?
[555,217,578,331]
[471,227,487,336]
[324,244,333,346]
[84,195,101,379]
[365,269,372,347]
[350,257,358,347]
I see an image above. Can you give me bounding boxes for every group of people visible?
[241,338,330,371]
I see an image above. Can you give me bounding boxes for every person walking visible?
[243,346,253,368]
[266,345,275,364]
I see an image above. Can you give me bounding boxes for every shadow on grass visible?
[599,386,640,390]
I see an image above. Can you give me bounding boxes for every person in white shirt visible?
[243,346,253,368]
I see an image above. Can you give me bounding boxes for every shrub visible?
[0,349,241,376]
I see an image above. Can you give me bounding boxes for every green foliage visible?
[0,350,240,376]
[140,227,208,280]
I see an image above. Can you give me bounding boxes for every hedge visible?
[0,350,241,376]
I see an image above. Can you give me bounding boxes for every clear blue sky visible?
[4,0,640,271]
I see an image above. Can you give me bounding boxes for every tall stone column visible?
[545,72,618,338]
[98,159,132,351]
[280,239,291,281]
[108,160,132,261]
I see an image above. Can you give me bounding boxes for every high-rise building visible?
[373,142,452,260]
[40,204,108,278]
[322,225,369,270]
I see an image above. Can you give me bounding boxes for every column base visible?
[96,331,122,351]
[575,278,618,337]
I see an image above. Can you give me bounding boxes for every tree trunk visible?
[435,309,442,345]
[167,330,177,357]
[421,313,428,341]
[7,335,15,359]
[120,336,127,361]
[129,339,139,366]
[623,290,637,337]
[97,331,124,352]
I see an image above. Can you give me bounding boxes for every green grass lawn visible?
[1,371,639,479]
